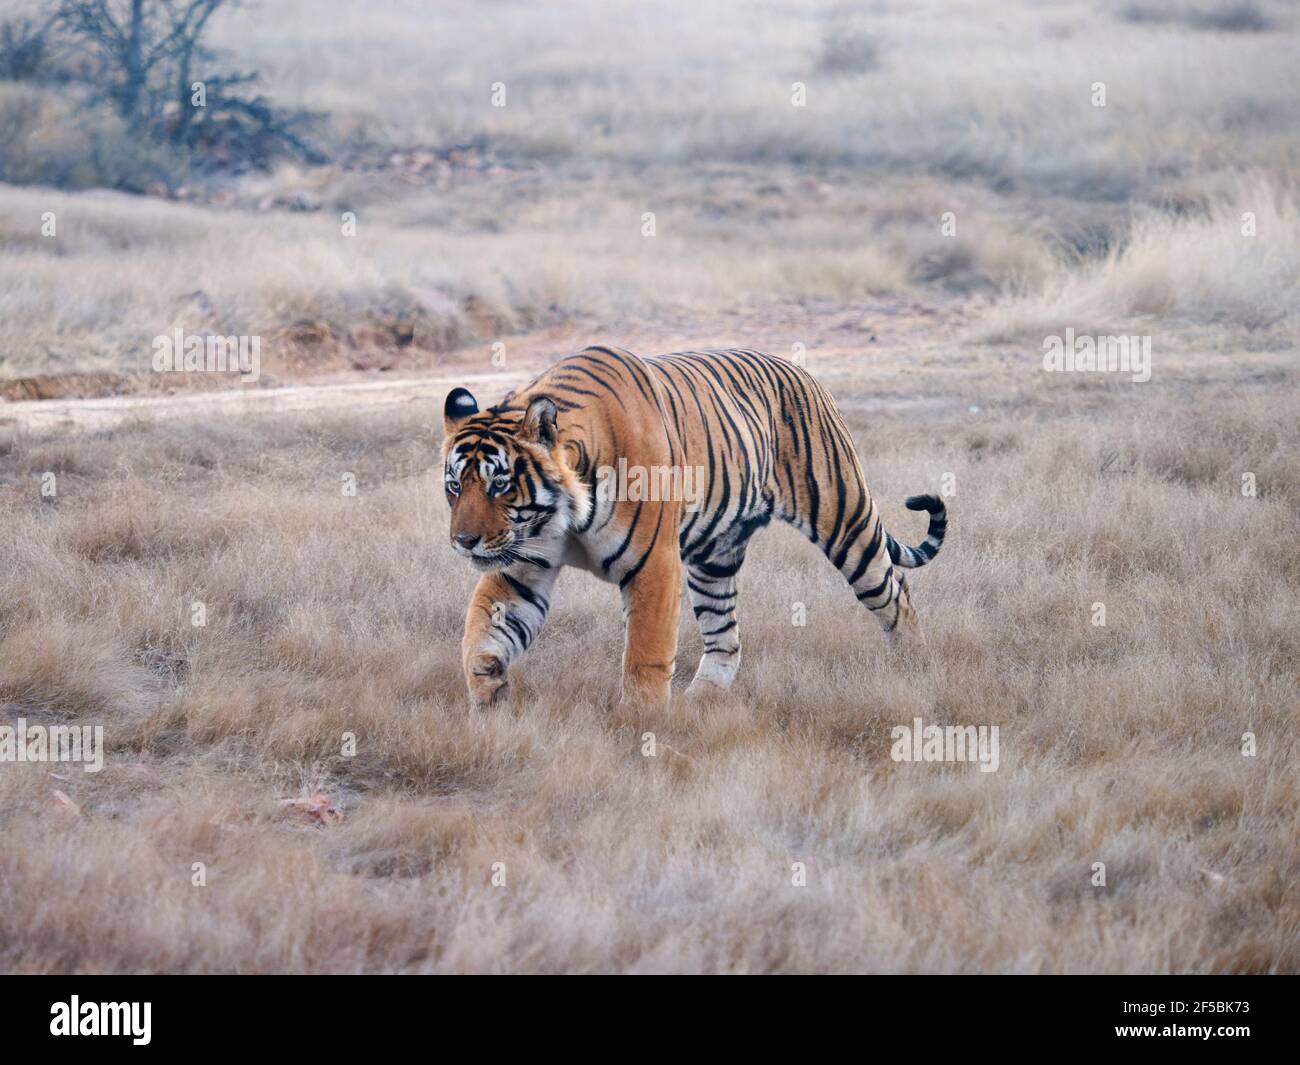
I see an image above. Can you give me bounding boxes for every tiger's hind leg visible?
[827,513,927,650]
[684,551,745,694]
[883,571,926,650]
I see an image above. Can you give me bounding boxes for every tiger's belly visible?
[560,535,607,577]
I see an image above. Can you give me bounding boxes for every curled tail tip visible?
[890,492,948,568]
[905,493,946,515]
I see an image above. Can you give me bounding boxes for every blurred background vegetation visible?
[1,0,1297,387]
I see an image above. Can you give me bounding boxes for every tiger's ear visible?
[521,395,558,448]
[444,388,478,433]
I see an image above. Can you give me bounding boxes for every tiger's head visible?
[441,387,588,570]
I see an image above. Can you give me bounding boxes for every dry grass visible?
[3,0,1298,384]
[1,337,1296,973]
[1,0,1297,975]
[0,169,1054,381]
[979,175,1300,342]
[198,0,1299,185]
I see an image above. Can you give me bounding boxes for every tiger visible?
[441,345,947,708]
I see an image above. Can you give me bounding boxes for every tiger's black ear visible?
[521,395,558,448]
[444,388,478,432]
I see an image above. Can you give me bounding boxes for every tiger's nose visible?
[454,533,480,549]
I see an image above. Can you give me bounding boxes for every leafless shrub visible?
[59,0,322,167]
[0,16,52,81]
[0,2,324,188]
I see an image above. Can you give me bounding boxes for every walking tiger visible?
[441,345,947,707]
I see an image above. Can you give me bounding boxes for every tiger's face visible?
[441,388,583,570]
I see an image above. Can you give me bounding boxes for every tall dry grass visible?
[3,0,1298,384]
[201,0,1300,189]
[1,0,1297,975]
[1,339,1296,973]
[980,176,1300,342]
[0,170,1051,381]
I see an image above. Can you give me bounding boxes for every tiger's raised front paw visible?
[466,652,509,709]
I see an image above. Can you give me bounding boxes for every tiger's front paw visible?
[466,652,509,709]
[686,652,738,698]
[618,663,673,711]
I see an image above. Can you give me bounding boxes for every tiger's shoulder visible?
[514,345,663,419]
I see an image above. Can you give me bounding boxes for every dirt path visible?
[0,368,536,438]
[0,343,956,438]
[0,299,979,439]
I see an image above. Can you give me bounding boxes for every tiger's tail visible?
[885,494,947,569]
